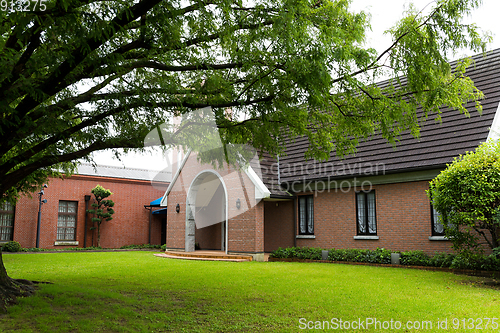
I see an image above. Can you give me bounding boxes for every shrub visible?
[161,244,167,251]
[271,246,499,271]
[296,247,323,260]
[270,247,323,259]
[67,246,102,251]
[21,247,46,252]
[2,241,22,252]
[429,252,455,268]
[366,248,392,264]
[450,254,475,270]
[493,247,500,258]
[328,248,392,264]
[119,244,161,249]
[400,250,431,266]
[450,253,500,271]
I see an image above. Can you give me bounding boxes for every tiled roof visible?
[278,48,500,184]
[77,163,171,182]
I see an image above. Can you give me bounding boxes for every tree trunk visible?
[490,228,499,249]
[0,249,36,313]
[97,223,101,248]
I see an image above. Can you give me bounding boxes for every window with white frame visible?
[58,201,78,240]
[356,191,377,235]
[298,195,314,235]
[0,202,15,241]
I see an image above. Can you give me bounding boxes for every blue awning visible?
[152,208,168,215]
[150,197,163,207]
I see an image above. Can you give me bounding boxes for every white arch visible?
[186,169,228,254]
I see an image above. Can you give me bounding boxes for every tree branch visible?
[125,60,244,72]
[0,139,142,194]
[1,93,277,173]
[13,0,164,117]
[178,18,275,50]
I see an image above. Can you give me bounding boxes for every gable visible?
[161,149,271,206]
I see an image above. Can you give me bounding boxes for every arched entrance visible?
[186,171,228,253]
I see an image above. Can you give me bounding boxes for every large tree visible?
[0,0,490,310]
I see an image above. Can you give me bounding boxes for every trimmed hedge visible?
[270,246,500,272]
[1,243,162,252]
[119,244,162,250]
[329,248,392,264]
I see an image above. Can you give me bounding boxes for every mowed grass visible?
[0,251,499,333]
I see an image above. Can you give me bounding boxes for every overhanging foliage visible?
[0,0,491,203]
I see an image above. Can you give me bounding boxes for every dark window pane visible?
[299,197,306,234]
[298,196,314,235]
[307,197,314,234]
[432,207,444,235]
[357,191,376,235]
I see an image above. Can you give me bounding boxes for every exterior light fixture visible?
[176,203,180,213]
[236,198,241,210]
[36,184,48,248]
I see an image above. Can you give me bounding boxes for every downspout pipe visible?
[84,195,91,248]
[277,155,281,185]
[144,205,152,244]
[293,196,297,248]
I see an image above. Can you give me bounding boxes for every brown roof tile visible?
[279,48,500,184]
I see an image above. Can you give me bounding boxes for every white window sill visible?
[54,241,79,246]
[428,236,448,241]
[353,236,379,240]
[296,235,316,239]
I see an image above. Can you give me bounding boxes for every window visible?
[431,206,444,236]
[298,195,314,235]
[0,202,15,241]
[356,191,377,235]
[58,201,77,240]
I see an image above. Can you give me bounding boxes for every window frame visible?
[356,190,377,236]
[430,205,445,236]
[0,202,15,242]
[298,195,314,235]
[57,200,78,241]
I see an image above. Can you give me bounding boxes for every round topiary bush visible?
[2,241,22,252]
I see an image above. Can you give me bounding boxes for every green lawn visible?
[0,251,499,332]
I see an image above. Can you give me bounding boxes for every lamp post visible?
[84,195,91,248]
[36,184,48,248]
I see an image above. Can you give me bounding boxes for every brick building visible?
[0,164,170,249]
[161,49,500,260]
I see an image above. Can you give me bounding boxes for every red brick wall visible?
[264,200,295,252]
[166,152,265,253]
[196,223,222,250]
[296,181,457,254]
[165,153,484,254]
[165,173,186,250]
[12,175,167,249]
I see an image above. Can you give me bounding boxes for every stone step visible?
[154,251,253,262]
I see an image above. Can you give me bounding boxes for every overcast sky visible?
[91,0,500,170]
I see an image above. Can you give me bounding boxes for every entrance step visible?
[155,250,253,262]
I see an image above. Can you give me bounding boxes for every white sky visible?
[91,0,500,170]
